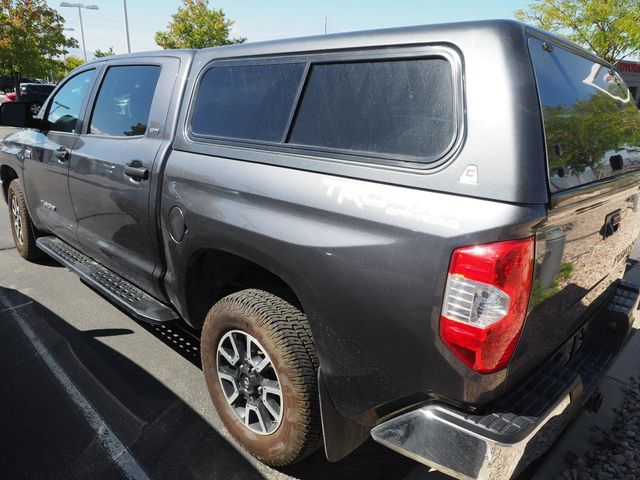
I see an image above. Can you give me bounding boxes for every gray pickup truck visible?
[2,19,640,480]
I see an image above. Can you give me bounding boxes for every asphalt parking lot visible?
[0,166,450,478]
[0,125,639,479]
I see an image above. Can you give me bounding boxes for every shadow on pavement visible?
[0,286,263,480]
[130,322,438,479]
[129,313,437,479]
[0,283,440,480]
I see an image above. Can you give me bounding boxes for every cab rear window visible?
[529,37,640,193]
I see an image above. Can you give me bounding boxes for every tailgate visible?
[510,183,640,381]
[508,34,640,383]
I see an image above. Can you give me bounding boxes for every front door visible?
[68,60,178,297]
[21,68,97,244]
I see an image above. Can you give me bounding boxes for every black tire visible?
[201,289,322,466]
[7,179,41,260]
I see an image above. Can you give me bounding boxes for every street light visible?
[59,2,99,62]
[62,27,75,59]
[122,0,131,54]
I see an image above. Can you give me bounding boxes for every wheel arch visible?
[179,247,360,460]
[182,247,305,331]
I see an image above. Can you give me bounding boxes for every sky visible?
[48,0,531,59]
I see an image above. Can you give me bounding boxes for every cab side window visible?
[45,69,96,133]
[89,65,161,137]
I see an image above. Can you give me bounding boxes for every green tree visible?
[52,55,84,81]
[64,56,84,72]
[544,83,640,181]
[515,0,640,64]
[155,0,245,49]
[0,0,78,85]
[94,47,115,58]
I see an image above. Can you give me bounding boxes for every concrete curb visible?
[532,322,640,479]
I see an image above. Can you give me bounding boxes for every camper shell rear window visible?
[529,37,640,193]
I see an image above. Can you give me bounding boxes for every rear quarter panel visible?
[160,20,553,423]
[160,151,546,423]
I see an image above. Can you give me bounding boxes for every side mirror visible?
[0,102,33,127]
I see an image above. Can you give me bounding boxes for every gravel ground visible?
[558,376,640,480]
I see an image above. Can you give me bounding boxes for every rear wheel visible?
[201,289,322,466]
[7,179,41,260]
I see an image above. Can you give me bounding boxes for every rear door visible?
[511,36,640,377]
[68,58,179,297]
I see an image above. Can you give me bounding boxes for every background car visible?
[18,83,56,115]
[2,91,16,103]
[0,76,43,94]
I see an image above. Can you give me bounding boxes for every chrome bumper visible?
[371,277,640,479]
[371,392,573,480]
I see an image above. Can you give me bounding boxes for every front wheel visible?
[201,289,322,466]
[7,179,41,260]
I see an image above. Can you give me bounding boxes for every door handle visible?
[124,163,149,180]
[55,147,69,162]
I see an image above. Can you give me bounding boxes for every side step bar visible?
[36,236,178,324]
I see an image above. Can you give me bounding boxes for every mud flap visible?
[318,368,370,462]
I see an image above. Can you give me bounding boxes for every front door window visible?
[45,69,96,133]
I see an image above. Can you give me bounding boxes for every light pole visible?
[59,2,99,62]
[122,0,131,53]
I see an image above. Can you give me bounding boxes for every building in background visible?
[619,60,640,108]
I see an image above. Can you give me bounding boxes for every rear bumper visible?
[371,278,640,480]
[371,393,572,480]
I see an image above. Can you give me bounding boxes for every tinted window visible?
[289,59,455,160]
[191,63,306,142]
[89,65,160,137]
[529,38,640,192]
[30,85,54,93]
[46,69,95,133]
[20,84,53,93]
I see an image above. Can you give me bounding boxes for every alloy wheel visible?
[216,329,283,435]
[11,194,24,245]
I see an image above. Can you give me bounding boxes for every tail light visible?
[439,238,535,373]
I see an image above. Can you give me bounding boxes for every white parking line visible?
[0,291,151,480]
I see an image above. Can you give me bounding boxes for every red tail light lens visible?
[439,238,535,373]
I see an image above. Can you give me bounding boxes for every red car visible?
[2,91,16,102]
